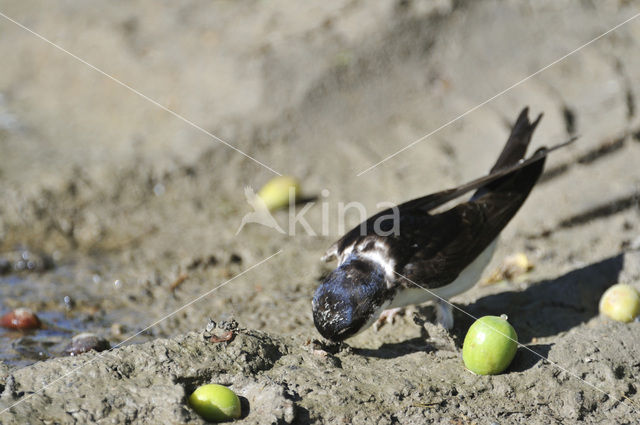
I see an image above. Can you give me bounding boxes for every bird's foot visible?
[435,299,454,330]
[373,307,404,331]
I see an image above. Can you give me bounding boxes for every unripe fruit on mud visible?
[258,176,301,211]
[462,315,518,375]
[599,284,640,323]
[189,384,241,422]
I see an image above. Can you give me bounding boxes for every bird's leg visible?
[435,299,454,330]
[373,307,404,331]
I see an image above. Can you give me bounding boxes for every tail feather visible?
[490,107,543,172]
[473,107,542,200]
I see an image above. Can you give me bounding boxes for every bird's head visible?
[312,254,392,341]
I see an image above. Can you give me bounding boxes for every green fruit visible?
[462,315,518,375]
[257,176,301,211]
[599,284,640,323]
[189,384,241,422]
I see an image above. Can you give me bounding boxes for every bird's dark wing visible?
[324,140,571,263]
[324,105,577,288]
[394,154,546,288]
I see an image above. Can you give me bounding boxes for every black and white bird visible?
[312,108,572,342]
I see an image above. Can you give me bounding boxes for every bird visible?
[312,107,573,342]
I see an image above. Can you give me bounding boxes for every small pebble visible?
[0,308,42,330]
[63,295,75,310]
[110,323,125,338]
[205,319,217,333]
[312,348,329,358]
[64,333,110,356]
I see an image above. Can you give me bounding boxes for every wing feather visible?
[325,139,573,263]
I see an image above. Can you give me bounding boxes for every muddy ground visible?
[1,0,640,423]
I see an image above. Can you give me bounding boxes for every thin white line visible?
[0,11,281,176]
[392,269,638,411]
[0,250,282,415]
[357,10,640,177]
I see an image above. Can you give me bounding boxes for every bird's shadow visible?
[352,336,435,359]
[508,343,552,372]
[355,253,625,360]
[454,253,625,344]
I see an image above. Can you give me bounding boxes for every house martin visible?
[312,107,573,342]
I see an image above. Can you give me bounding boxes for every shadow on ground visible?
[457,253,625,343]
[352,336,435,359]
[357,254,625,362]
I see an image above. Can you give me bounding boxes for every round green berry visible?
[599,284,640,323]
[257,176,301,211]
[462,315,518,375]
[189,384,241,422]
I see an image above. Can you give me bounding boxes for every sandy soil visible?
[1,0,640,423]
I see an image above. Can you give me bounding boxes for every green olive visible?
[462,315,518,375]
[599,284,640,323]
[189,384,241,422]
[257,176,301,211]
